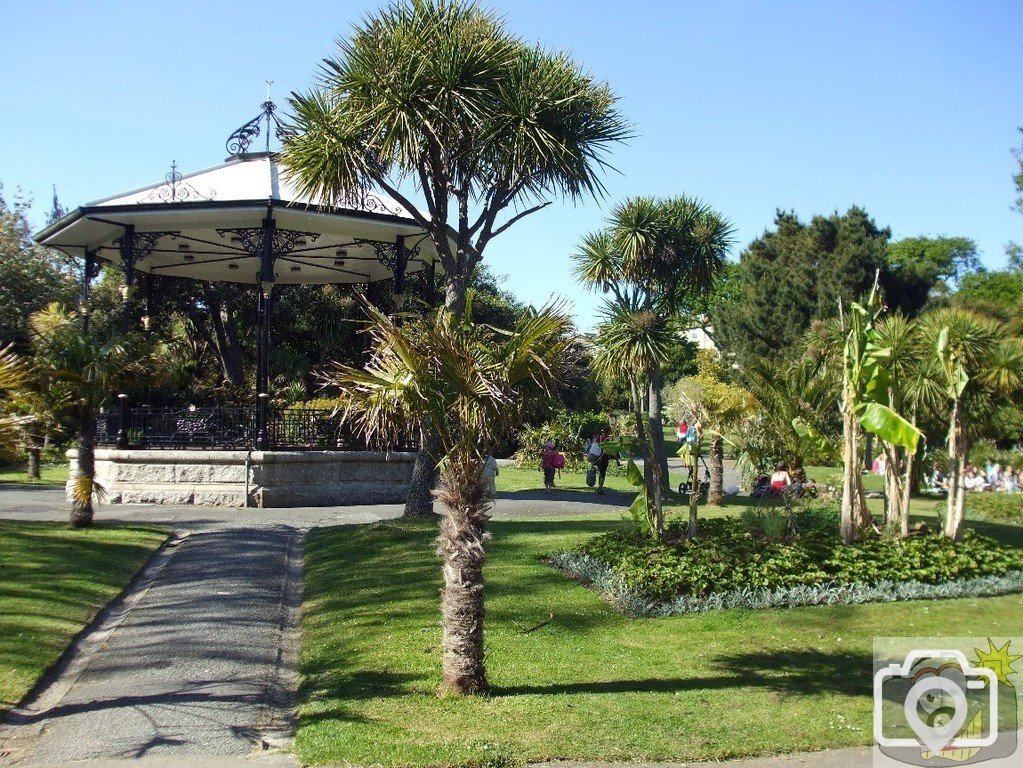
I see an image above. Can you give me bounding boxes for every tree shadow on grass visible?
[493,648,873,699]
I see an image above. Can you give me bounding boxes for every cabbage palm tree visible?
[280,0,630,517]
[323,297,573,695]
[920,308,1023,540]
[27,304,148,527]
[576,196,733,537]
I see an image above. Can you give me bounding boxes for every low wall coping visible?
[69,449,418,464]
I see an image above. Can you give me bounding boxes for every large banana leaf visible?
[792,418,840,463]
[625,457,644,488]
[857,401,922,452]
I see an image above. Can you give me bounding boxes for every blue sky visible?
[2,1,1020,328]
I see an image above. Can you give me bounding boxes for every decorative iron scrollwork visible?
[84,251,102,282]
[336,190,406,217]
[225,100,294,156]
[216,226,321,258]
[142,161,216,203]
[114,231,179,263]
[353,238,421,271]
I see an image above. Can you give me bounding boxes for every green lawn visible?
[497,464,696,496]
[0,464,68,486]
[0,521,168,712]
[298,512,1023,767]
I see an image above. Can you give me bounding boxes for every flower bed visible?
[548,506,1023,616]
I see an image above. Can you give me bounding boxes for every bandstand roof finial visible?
[225,83,292,158]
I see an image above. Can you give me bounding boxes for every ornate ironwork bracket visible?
[216,227,321,259]
[353,238,421,271]
[114,231,179,265]
[336,190,406,217]
[141,160,216,203]
[84,250,102,282]
[225,100,293,156]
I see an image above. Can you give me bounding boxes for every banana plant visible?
[839,275,922,543]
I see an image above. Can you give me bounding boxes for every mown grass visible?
[0,521,168,712]
[0,464,68,486]
[298,512,1023,766]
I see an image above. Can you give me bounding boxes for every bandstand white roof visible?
[35,103,437,287]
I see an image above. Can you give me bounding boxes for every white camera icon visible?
[874,649,999,753]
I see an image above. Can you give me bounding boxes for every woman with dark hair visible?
[770,462,792,494]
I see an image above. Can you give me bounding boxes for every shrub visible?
[547,551,1023,617]
[571,507,1023,602]
[968,493,1023,523]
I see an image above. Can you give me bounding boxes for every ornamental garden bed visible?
[548,505,1023,617]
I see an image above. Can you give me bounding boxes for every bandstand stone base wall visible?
[67,449,416,508]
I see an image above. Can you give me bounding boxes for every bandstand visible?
[34,100,438,507]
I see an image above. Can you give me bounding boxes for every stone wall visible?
[67,449,416,507]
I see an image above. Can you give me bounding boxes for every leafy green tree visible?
[713,207,891,365]
[671,350,756,511]
[0,185,77,345]
[576,196,733,537]
[323,299,574,695]
[280,0,629,516]
[954,270,1023,327]
[884,236,980,311]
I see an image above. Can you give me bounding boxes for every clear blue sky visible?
[3,1,1020,329]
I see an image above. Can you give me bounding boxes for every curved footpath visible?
[0,486,868,767]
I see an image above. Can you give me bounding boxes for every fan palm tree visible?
[575,196,733,537]
[27,304,153,527]
[0,345,30,459]
[323,297,574,695]
[280,0,630,517]
[919,308,1023,540]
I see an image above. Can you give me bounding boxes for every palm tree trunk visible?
[26,443,42,480]
[945,402,967,541]
[708,434,724,506]
[648,364,669,483]
[901,448,915,537]
[404,427,439,517]
[70,423,96,527]
[688,440,700,537]
[883,444,906,537]
[435,458,489,696]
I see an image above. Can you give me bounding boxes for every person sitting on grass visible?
[770,462,792,495]
[751,474,772,498]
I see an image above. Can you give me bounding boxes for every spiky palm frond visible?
[280,0,630,212]
[0,345,31,457]
[592,300,680,384]
[322,297,574,465]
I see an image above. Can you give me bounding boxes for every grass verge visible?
[0,521,168,712]
[0,464,68,486]
[298,513,1023,766]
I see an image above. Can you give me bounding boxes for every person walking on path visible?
[540,441,562,491]
[481,451,499,498]
[588,430,615,495]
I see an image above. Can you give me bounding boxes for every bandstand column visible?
[119,224,136,333]
[81,249,97,334]
[255,212,277,450]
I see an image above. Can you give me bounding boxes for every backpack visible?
[586,464,597,487]
[550,452,566,469]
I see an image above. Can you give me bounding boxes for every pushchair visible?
[678,455,711,496]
